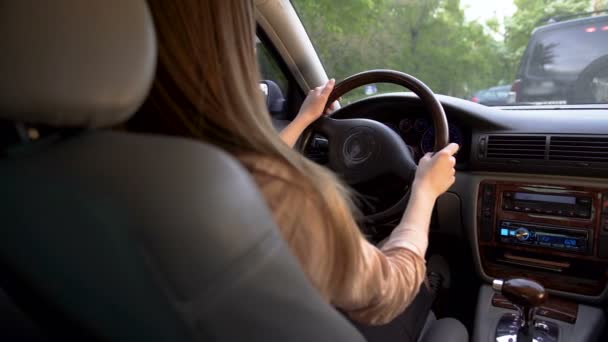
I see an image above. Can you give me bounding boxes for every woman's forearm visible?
[400,181,436,233]
[381,182,437,257]
[279,117,310,147]
[331,182,436,325]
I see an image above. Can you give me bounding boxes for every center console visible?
[477,181,608,296]
[473,284,605,342]
[472,180,608,341]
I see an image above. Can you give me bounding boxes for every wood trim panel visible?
[492,293,578,324]
[477,180,608,296]
[482,260,607,296]
[478,181,606,260]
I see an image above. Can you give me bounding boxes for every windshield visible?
[292,0,608,107]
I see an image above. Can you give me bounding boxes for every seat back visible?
[0,1,365,341]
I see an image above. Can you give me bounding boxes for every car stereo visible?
[498,220,590,254]
[477,181,608,296]
[501,191,592,219]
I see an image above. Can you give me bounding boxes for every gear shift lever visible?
[493,278,546,332]
[492,278,557,342]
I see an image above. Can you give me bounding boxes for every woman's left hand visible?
[294,78,337,125]
[279,78,339,148]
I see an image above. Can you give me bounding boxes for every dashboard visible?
[326,104,471,166]
[325,94,608,178]
[307,92,608,302]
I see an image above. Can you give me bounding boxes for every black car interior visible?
[0,1,469,341]
[2,0,608,341]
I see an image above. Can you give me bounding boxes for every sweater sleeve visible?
[329,236,427,325]
[240,155,428,325]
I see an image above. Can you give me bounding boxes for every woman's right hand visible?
[412,143,459,199]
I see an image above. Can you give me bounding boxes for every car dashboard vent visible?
[485,135,547,160]
[549,136,608,163]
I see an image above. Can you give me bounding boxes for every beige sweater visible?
[240,155,427,325]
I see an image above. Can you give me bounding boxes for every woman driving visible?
[128,1,458,340]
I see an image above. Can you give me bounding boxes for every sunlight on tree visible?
[293,0,605,101]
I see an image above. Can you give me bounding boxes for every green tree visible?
[294,0,600,101]
[595,0,608,11]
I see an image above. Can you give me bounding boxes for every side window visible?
[255,35,295,123]
[528,42,551,77]
[257,38,288,94]
[496,90,508,98]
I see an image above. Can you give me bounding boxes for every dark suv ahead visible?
[512,14,608,105]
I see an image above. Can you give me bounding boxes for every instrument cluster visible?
[384,117,465,159]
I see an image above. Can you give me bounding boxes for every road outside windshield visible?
[292,0,608,106]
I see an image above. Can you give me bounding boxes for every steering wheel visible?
[300,70,449,223]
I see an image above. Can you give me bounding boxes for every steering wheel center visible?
[343,127,376,166]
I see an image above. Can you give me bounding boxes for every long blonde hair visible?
[134,0,362,289]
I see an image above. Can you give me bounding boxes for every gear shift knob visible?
[493,278,551,342]
[493,278,547,308]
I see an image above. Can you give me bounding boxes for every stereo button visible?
[515,228,530,241]
[577,211,590,218]
[578,198,591,205]
[483,185,495,199]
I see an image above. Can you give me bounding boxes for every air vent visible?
[486,135,546,160]
[549,136,608,163]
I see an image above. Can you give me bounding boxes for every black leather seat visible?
[0,1,467,341]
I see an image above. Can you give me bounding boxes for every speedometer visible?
[398,118,413,133]
[420,124,463,154]
[413,118,429,132]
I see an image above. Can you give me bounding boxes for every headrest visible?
[0,0,157,128]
